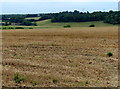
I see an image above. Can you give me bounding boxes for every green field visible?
[36,19,115,27]
[25,17,41,20]
[1,19,117,30]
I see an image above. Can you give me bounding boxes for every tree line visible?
[103,11,120,24]
[1,14,37,26]
[39,10,120,24]
[1,10,120,26]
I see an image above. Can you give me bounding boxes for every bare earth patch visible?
[2,26,118,87]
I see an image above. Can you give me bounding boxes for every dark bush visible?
[31,81,38,86]
[107,52,113,57]
[32,22,37,26]
[2,27,6,29]
[21,20,37,26]
[15,27,24,29]
[89,24,95,27]
[14,73,25,83]
[8,27,14,29]
[64,25,71,28]
[52,79,58,83]
[29,27,33,29]
[27,19,37,22]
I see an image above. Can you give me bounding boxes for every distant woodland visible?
[1,10,120,26]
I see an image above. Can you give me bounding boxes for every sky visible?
[0,0,119,14]
[0,0,119,2]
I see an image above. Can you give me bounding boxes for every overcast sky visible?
[0,0,119,14]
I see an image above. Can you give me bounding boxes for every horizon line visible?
[0,10,118,15]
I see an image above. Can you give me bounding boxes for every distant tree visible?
[21,20,37,26]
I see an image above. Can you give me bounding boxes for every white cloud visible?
[0,0,119,2]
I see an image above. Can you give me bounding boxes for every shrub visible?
[15,27,24,29]
[32,23,37,26]
[64,25,71,28]
[21,20,37,26]
[31,81,38,86]
[14,73,25,83]
[85,81,89,85]
[29,27,33,29]
[52,79,58,83]
[15,78,25,83]
[107,52,113,57]
[89,24,95,27]
[2,27,6,29]
[8,27,14,29]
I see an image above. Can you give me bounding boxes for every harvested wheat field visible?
[2,26,118,87]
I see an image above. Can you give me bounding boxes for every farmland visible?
[2,26,118,87]
[1,19,116,30]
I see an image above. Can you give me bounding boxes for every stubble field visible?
[2,26,118,87]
